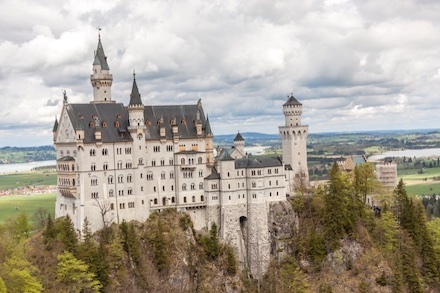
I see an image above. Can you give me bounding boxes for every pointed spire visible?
[234,132,244,141]
[129,70,143,106]
[52,116,58,132]
[93,35,109,70]
[283,93,302,106]
[205,115,213,135]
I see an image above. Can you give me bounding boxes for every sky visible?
[1,0,440,147]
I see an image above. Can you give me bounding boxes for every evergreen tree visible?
[56,251,102,293]
[55,216,78,254]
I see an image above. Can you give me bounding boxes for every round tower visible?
[279,94,309,193]
[90,35,113,103]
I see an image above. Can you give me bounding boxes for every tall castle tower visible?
[279,94,309,193]
[90,35,113,103]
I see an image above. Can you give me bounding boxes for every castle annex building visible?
[53,37,308,279]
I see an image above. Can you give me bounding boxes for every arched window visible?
[199,182,203,189]
[108,176,113,184]
[192,196,195,203]
[201,195,204,201]
[191,183,195,190]
[181,158,185,165]
[154,198,158,205]
[198,157,202,164]
[182,183,187,191]
[109,189,114,197]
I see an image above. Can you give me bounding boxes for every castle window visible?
[160,159,165,166]
[154,198,158,205]
[268,169,272,174]
[171,185,174,191]
[141,186,143,191]
[161,172,166,179]
[182,184,187,191]
[109,190,114,197]
[199,182,203,189]
[118,175,123,183]
[127,174,132,182]
[269,192,272,197]
[108,176,113,184]
[117,161,123,169]
[184,197,187,203]
[227,172,230,177]
[91,192,99,199]
[154,146,160,152]
[228,184,230,189]
[172,197,175,203]
[139,159,143,165]
[181,158,185,165]
[115,121,120,128]
[192,196,195,203]
[147,172,153,180]
[199,170,203,177]
[110,203,114,210]
[162,186,165,192]
[103,163,108,170]
[154,187,156,192]
[251,170,256,176]
[152,160,156,166]
[128,202,134,208]
[252,182,256,188]
[276,180,279,185]
[167,145,173,152]
[102,121,107,128]
[102,149,108,155]
[170,171,174,179]
[91,164,96,171]
[91,177,98,186]
[269,181,271,186]
[275,168,279,174]
[181,118,186,125]
[191,183,195,190]
[90,149,96,156]
[169,159,174,165]
[128,188,133,195]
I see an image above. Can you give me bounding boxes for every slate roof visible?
[205,167,221,180]
[65,102,210,143]
[144,104,207,140]
[283,94,302,106]
[129,77,143,106]
[205,116,213,135]
[66,103,132,143]
[235,156,282,169]
[216,148,235,161]
[234,132,244,141]
[93,38,110,70]
[53,117,58,132]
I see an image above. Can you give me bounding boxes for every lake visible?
[0,160,56,174]
[368,148,440,161]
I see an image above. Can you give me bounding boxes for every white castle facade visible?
[53,37,308,278]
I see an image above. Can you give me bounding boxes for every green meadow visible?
[0,193,56,224]
[0,171,56,190]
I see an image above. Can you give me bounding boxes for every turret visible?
[233,132,244,156]
[283,94,302,126]
[90,35,113,103]
[205,116,214,168]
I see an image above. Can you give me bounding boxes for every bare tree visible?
[93,198,114,228]
[293,167,311,196]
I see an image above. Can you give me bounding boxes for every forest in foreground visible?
[0,163,440,292]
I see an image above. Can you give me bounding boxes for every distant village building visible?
[53,36,308,279]
[335,155,367,172]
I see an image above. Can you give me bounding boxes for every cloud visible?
[1,0,440,146]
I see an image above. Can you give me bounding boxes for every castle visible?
[53,36,308,278]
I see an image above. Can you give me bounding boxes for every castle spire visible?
[129,70,142,106]
[90,32,113,103]
[205,115,213,136]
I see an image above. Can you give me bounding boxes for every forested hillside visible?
[0,163,439,292]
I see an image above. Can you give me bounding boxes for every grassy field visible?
[0,193,56,224]
[405,183,440,196]
[0,171,56,190]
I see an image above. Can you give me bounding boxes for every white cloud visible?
[1,0,440,146]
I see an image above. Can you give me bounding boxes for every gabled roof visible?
[234,132,244,141]
[129,76,143,106]
[205,167,221,180]
[235,156,282,169]
[283,94,302,106]
[93,38,110,70]
[66,103,132,143]
[217,148,235,161]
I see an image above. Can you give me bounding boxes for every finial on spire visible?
[63,90,68,103]
[97,27,102,40]
[133,69,136,80]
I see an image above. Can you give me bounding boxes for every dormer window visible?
[181,118,186,125]
[115,121,120,128]
[117,114,121,119]
[102,121,107,128]
[145,119,150,126]
[89,121,94,128]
